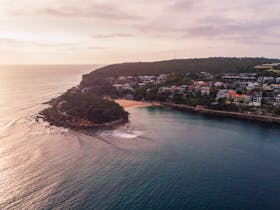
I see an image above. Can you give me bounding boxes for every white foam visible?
[101,129,144,139]
[113,131,138,138]
[0,119,18,131]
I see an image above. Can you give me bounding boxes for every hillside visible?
[40,89,128,129]
[81,57,280,86]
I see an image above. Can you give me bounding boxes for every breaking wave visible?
[0,119,19,131]
[101,129,144,139]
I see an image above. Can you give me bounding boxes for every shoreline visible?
[115,99,280,124]
[38,113,128,130]
[162,103,280,125]
[40,98,280,129]
[115,99,160,109]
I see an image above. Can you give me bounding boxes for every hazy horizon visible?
[0,0,279,64]
[1,56,280,67]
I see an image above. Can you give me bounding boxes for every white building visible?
[113,84,124,90]
[258,77,275,84]
[118,76,127,81]
[250,94,262,107]
[158,87,172,94]
[246,82,259,91]
[201,87,211,95]
[138,83,146,87]
[243,95,252,104]
[274,94,280,106]
[216,89,230,100]
[214,82,223,87]
[123,83,134,92]
[271,84,280,93]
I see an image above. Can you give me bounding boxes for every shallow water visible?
[0,66,280,209]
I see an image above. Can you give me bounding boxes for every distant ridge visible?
[81,57,280,86]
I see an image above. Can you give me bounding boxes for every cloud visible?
[184,15,280,38]
[0,38,77,47]
[0,38,107,50]
[11,2,143,21]
[224,36,280,46]
[180,17,280,47]
[168,0,198,10]
[132,1,280,47]
[91,33,134,39]
[1,0,280,63]
[87,46,107,50]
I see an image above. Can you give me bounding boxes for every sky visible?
[0,0,279,64]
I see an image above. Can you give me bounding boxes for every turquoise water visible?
[0,66,280,209]
[122,107,280,209]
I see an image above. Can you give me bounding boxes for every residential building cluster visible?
[107,63,280,108]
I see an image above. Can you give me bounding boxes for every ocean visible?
[0,65,280,209]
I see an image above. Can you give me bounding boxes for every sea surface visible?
[0,66,280,210]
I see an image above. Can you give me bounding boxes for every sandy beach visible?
[115,99,159,109]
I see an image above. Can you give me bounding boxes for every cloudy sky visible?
[0,0,279,64]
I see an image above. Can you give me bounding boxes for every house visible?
[216,89,230,100]
[274,94,280,106]
[222,76,256,83]
[249,93,262,107]
[262,88,275,105]
[255,63,280,71]
[187,85,196,94]
[271,84,280,93]
[262,85,273,91]
[196,81,207,87]
[264,77,275,84]
[227,91,242,103]
[113,83,134,92]
[138,83,146,87]
[139,75,156,83]
[158,74,168,82]
[227,83,237,89]
[246,82,260,91]
[118,76,127,81]
[201,87,211,96]
[123,84,134,92]
[214,82,223,87]
[207,82,214,87]
[127,76,134,81]
[173,86,186,95]
[223,90,254,104]
[158,87,172,94]
[113,84,124,90]
[258,77,275,84]
[180,85,187,93]
[243,94,252,104]
[255,64,274,71]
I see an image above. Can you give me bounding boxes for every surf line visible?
[0,118,20,131]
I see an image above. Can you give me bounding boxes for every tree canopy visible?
[81,57,280,87]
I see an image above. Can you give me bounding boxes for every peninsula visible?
[40,89,129,129]
[40,57,280,128]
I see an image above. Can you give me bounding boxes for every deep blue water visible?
[74,107,280,210]
[0,66,280,209]
[117,107,280,210]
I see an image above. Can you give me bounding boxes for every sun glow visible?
[0,0,279,64]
